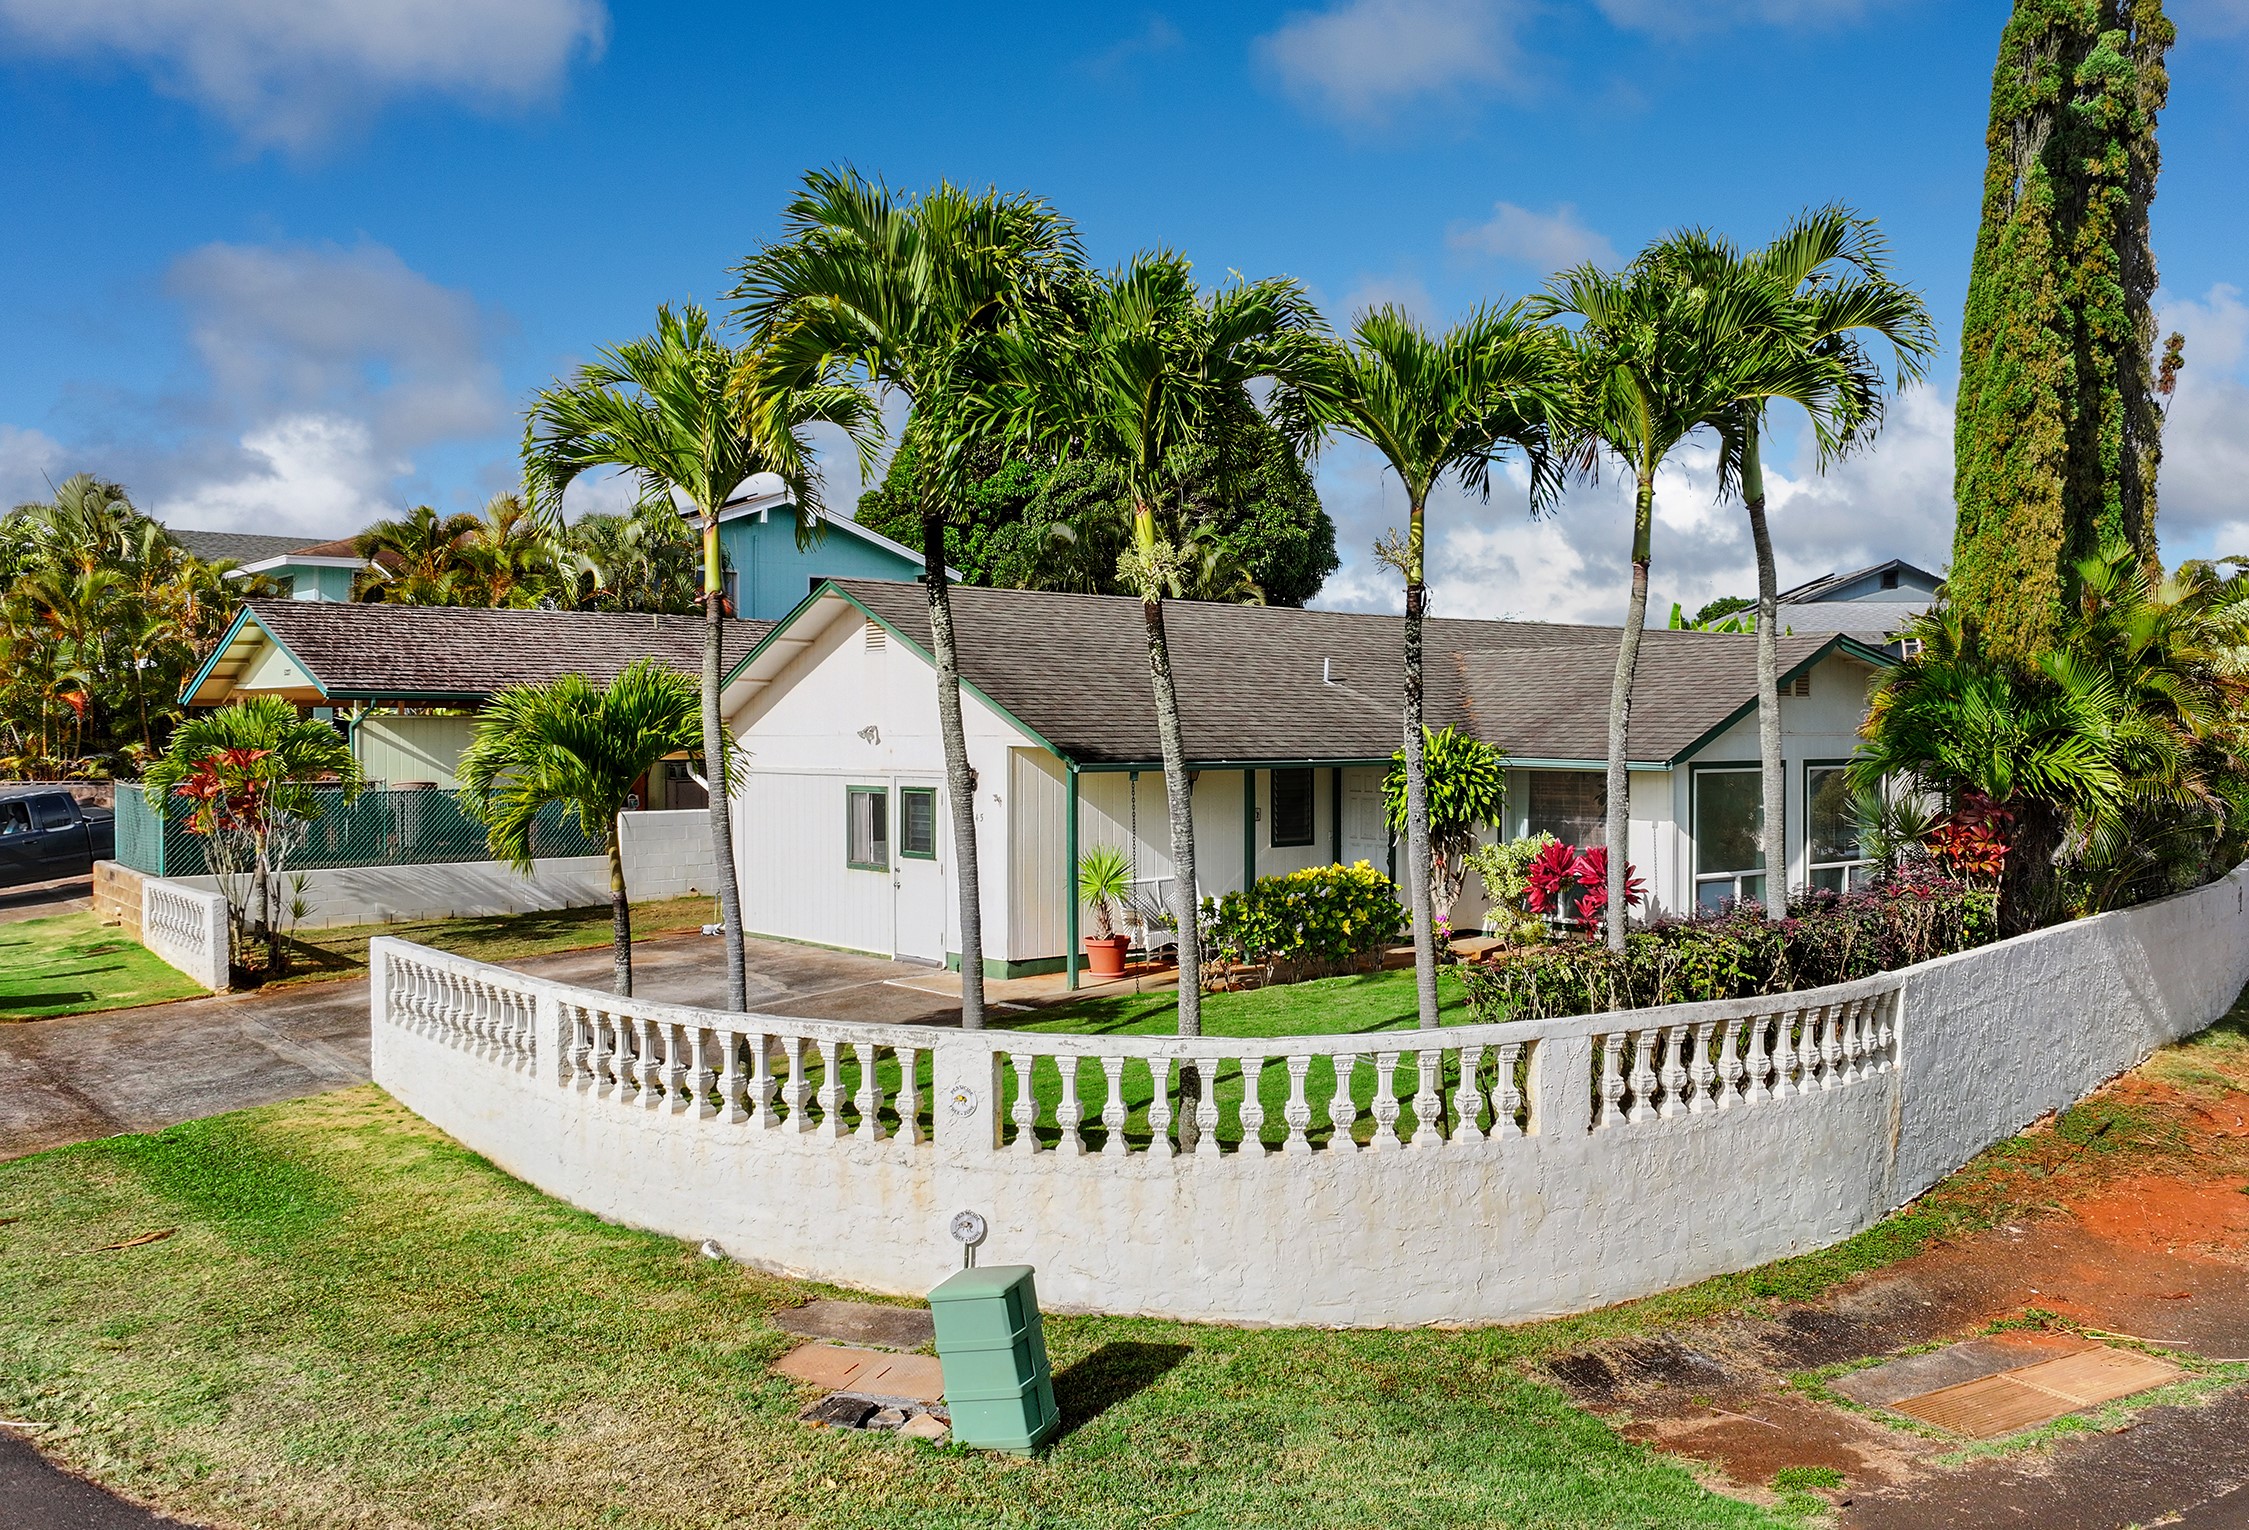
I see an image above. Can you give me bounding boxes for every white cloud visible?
[0,424,65,508]
[2167,0,2249,37]
[0,0,606,151]
[2154,283,2249,559]
[1310,383,1958,624]
[1448,201,1617,272]
[1085,14,1183,76]
[127,240,507,536]
[1333,271,1439,325]
[1256,0,1531,123]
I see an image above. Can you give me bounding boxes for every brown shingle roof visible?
[215,600,772,701]
[826,579,1880,767]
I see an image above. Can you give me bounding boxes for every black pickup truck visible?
[0,786,116,890]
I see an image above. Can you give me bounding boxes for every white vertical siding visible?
[355,715,477,788]
[739,770,895,956]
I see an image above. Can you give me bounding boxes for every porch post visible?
[1064,759,1081,992]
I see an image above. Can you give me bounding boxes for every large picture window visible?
[1693,766,1767,910]
[1269,768,1316,847]
[1806,765,1873,892]
[846,786,888,871]
[1527,771,1605,847]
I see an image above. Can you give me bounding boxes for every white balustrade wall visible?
[141,876,230,991]
[371,864,2249,1328]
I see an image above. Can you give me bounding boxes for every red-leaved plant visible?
[1927,791,2013,884]
[1571,846,1646,921]
[1525,840,1646,921]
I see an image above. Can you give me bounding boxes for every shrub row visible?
[1455,868,1999,1022]
[1202,860,1408,984]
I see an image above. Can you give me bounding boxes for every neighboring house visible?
[713,484,950,619]
[719,579,1893,980]
[167,528,375,602]
[185,600,772,806]
[1776,558,1943,647]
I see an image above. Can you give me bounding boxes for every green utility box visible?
[928,1264,1058,1454]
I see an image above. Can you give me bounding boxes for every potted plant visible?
[1077,845,1133,978]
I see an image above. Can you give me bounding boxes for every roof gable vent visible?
[1786,673,1811,698]
[864,621,887,652]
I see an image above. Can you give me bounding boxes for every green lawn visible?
[1008,963,1474,1039]
[0,1088,1798,1530]
[256,893,719,989]
[0,913,204,1020]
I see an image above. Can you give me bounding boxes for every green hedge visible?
[1202,861,1408,983]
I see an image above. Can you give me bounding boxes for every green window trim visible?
[900,786,938,860]
[846,785,889,872]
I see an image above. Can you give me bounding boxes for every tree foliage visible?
[1950,0,2174,665]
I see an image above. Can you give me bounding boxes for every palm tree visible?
[1272,304,1564,1028]
[351,504,483,602]
[1537,250,1806,948]
[1667,211,1935,919]
[993,252,1324,1035]
[458,491,563,608]
[731,168,1084,1030]
[456,660,704,996]
[522,303,876,1013]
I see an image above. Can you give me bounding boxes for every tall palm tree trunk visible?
[1402,501,1440,1030]
[1743,423,1787,920]
[608,825,634,997]
[1605,471,1656,951]
[1138,565,1204,1039]
[701,513,749,1012]
[925,511,987,1030]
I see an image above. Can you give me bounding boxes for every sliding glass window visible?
[1692,766,1767,910]
[1806,765,1873,892]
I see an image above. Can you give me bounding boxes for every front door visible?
[1341,768,1393,877]
[890,779,948,965]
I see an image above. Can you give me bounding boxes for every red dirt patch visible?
[2067,1175,2249,1263]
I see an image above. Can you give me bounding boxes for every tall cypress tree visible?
[1950,0,2173,665]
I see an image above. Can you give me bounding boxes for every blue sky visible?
[3,0,2246,623]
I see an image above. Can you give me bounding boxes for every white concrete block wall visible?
[141,876,230,990]
[372,863,2249,1327]
[618,810,718,901]
[174,856,613,929]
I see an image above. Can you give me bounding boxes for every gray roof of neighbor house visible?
[168,529,327,564]
[755,579,1888,769]
[1776,559,1943,604]
[185,600,773,705]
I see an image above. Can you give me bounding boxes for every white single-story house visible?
[719,579,1895,981]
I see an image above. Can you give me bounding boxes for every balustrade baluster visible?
[1688,1021,1717,1114]
[1055,1057,1085,1156]
[664,1022,691,1112]
[854,1042,886,1142]
[903,1046,928,1145]
[1237,1056,1269,1153]
[1658,1025,1689,1120]
[1717,1020,1743,1111]
[568,1007,592,1091]
[1878,992,1899,1071]
[1761,1012,1789,1100]
[782,1037,810,1131]
[1797,1005,1824,1092]
[1837,999,1863,1083]
[1327,1053,1360,1153]
[1819,1003,1844,1089]
[720,1028,746,1124]
[1010,1053,1042,1155]
[1147,1057,1177,1159]
[688,1027,715,1118]
[1100,1057,1130,1157]
[1627,1030,1659,1124]
[1492,1041,1524,1140]
[748,1034,776,1128]
[816,1040,848,1136]
[1193,1059,1221,1158]
[1598,1033,1627,1129]
[1370,1051,1404,1150]
[1410,1049,1444,1148]
[1452,1045,1488,1145]
[1282,1055,1313,1155]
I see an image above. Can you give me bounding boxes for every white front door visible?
[890,777,948,965]
[1341,767,1393,874]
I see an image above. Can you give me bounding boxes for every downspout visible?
[1064,758,1080,992]
[1332,766,1344,865]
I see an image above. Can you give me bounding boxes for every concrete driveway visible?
[0,932,953,1162]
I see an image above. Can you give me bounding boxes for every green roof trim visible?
[178,605,331,705]
[1668,633,1894,766]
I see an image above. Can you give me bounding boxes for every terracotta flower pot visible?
[1082,935,1131,978]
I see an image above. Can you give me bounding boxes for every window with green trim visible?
[1270,768,1316,846]
[846,786,888,870]
[900,787,937,859]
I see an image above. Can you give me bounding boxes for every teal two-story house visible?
[713,485,942,619]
